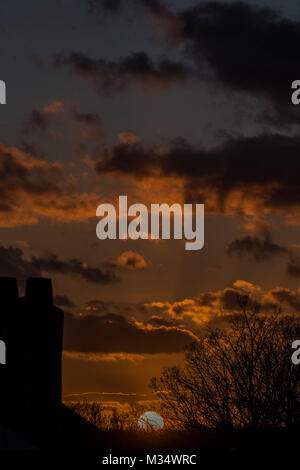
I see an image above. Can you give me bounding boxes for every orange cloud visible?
[117,251,147,270]
[0,142,102,227]
[63,351,144,364]
[145,281,300,329]
[42,100,65,115]
[89,134,300,226]
[118,132,140,144]
[233,280,262,294]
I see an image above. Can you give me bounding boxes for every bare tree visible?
[70,400,104,428]
[151,303,300,431]
[68,400,147,431]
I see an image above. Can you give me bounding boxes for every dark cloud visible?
[24,101,65,133]
[137,0,183,45]
[153,1,300,121]
[72,108,102,126]
[72,105,103,141]
[85,299,148,317]
[20,143,43,158]
[145,316,176,327]
[180,2,300,119]
[177,2,300,119]
[53,51,190,93]
[195,292,218,308]
[63,311,196,354]
[91,1,300,122]
[30,253,119,284]
[195,287,259,314]
[269,287,300,311]
[90,133,300,217]
[227,229,300,279]
[25,109,48,131]
[219,288,261,313]
[25,102,103,140]
[88,0,122,14]
[88,0,171,17]
[0,245,40,283]
[0,245,119,285]
[54,295,75,308]
[227,229,289,261]
[0,142,61,222]
[286,257,300,278]
[139,0,175,17]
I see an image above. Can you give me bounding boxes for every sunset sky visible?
[2,0,300,409]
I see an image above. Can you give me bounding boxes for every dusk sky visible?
[1,0,300,408]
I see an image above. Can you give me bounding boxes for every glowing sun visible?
[138,411,164,430]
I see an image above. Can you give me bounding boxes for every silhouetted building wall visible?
[0,277,64,413]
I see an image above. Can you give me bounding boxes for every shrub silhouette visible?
[151,301,300,431]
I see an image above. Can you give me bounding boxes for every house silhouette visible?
[0,277,105,450]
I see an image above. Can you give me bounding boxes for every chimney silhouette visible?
[0,277,64,414]
[0,277,19,305]
[25,277,53,305]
